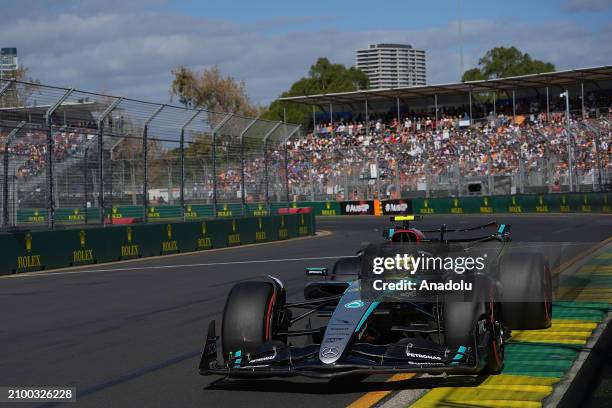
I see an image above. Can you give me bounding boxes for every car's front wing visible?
[199,320,490,378]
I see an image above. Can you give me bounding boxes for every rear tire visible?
[499,253,552,330]
[221,281,278,360]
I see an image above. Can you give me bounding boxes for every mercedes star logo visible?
[321,346,339,359]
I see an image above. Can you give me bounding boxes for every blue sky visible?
[2,0,611,105]
[170,0,611,31]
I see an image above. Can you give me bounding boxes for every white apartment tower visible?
[0,48,18,72]
[0,48,18,81]
[356,43,426,89]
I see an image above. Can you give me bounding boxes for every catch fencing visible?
[0,79,300,229]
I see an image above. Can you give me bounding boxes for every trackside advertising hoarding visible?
[13,192,611,225]
[410,192,610,214]
[0,213,315,276]
[340,200,375,215]
[382,199,413,215]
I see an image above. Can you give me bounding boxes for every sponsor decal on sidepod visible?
[345,300,365,308]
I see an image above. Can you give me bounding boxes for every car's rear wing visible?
[384,214,510,242]
[391,215,422,222]
[420,221,498,233]
[421,222,511,242]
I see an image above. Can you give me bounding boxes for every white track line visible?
[3,255,353,279]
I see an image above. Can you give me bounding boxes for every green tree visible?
[2,66,30,81]
[462,47,556,102]
[262,57,369,127]
[303,57,369,93]
[169,65,260,166]
[170,65,258,116]
[461,67,486,83]
[0,65,40,108]
[462,46,555,81]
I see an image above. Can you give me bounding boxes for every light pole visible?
[560,91,573,192]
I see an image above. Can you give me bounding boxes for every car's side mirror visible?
[497,224,512,241]
[382,229,394,239]
[305,267,328,276]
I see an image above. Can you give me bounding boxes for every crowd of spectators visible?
[1,101,610,203]
[0,128,91,180]
[186,102,611,202]
[281,109,611,199]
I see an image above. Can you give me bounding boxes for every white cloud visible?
[2,5,610,106]
[562,0,612,12]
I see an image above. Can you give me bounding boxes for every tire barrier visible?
[0,213,315,276]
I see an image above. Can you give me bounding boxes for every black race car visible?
[199,216,552,378]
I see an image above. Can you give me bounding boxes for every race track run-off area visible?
[0,214,610,408]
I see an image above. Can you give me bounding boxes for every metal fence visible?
[0,79,300,229]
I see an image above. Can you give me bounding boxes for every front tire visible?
[221,281,279,360]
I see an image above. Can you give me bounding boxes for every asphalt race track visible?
[1,214,611,408]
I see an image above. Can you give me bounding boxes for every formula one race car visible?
[199,216,552,378]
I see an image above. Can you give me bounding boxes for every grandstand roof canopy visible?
[0,101,104,122]
[279,65,612,105]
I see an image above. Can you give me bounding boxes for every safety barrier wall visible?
[0,213,315,276]
[16,203,302,225]
[325,193,610,215]
[13,192,611,225]
[295,193,610,216]
[411,192,610,215]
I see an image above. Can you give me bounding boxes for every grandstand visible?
[281,66,611,199]
[0,66,610,229]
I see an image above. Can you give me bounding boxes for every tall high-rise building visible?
[0,48,19,79]
[355,43,426,89]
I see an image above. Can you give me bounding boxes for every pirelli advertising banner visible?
[340,200,375,215]
[0,213,315,276]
